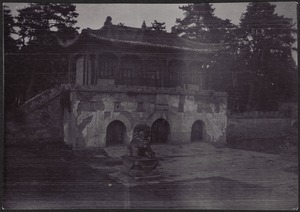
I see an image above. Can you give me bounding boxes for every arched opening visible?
[106,120,126,146]
[151,118,170,144]
[191,120,205,142]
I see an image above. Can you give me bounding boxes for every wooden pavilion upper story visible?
[61,17,223,91]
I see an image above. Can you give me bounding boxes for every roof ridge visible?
[84,26,219,46]
[61,24,222,52]
[86,33,221,53]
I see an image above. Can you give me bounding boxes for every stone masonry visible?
[63,85,227,148]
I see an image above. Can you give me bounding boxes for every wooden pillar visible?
[92,54,96,85]
[85,54,89,85]
[142,56,146,86]
[200,72,203,90]
[90,55,93,85]
[160,58,165,87]
[95,54,99,85]
[209,70,212,90]
[116,54,122,85]
[86,54,92,86]
[165,58,170,87]
[182,61,188,88]
[82,55,86,85]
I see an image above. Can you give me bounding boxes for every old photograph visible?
[2,1,298,210]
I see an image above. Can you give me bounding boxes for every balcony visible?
[65,83,227,98]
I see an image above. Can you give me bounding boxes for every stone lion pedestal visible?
[121,155,160,180]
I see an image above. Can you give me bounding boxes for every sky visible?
[4,2,298,62]
[5,2,297,32]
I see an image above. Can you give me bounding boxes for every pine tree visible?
[172,3,235,43]
[16,3,79,48]
[4,5,18,52]
[4,5,20,109]
[237,2,297,111]
[172,3,239,110]
[11,3,79,101]
[151,20,166,31]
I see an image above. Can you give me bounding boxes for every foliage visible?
[4,5,18,52]
[4,3,79,110]
[172,3,245,110]
[4,6,20,110]
[210,2,297,112]
[210,52,250,112]
[16,3,79,47]
[235,2,297,111]
[172,3,235,43]
[151,20,166,31]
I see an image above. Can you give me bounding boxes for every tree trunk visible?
[246,47,264,111]
[25,70,35,101]
[246,80,255,111]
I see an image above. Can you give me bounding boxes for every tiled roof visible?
[62,22,222,53]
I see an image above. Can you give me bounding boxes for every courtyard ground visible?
[2,141,298,210]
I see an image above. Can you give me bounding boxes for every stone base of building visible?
[63,87,228,148]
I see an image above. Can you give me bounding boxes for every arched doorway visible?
[106,120,126,146]
[191,120,204,142]
[151,118,170,144]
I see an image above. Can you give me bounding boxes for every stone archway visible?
[151,118,170,144]
[191,120,205,142]
[106,120,126,146]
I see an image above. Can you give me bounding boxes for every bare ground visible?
[2,140,298,210]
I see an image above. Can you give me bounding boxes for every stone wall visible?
[64,87,228,148]
[6,94,64,145]
[227,112,294,143]
[20,85,64,114]
[278,102,298,120]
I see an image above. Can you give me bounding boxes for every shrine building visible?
[61,16,228,148]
